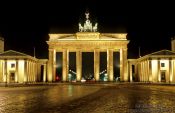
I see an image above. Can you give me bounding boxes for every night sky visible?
[0,1,175,59]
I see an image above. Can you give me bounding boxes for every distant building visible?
[0,50,47,83]
[129,38,175,83]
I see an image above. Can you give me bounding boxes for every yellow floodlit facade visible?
[47,33,129,82]
[0,50,47,83]
[2,12,175,84]
[47,12,129,82]
[128,50,175,83]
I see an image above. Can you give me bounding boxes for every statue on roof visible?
[78,12,98,32]
[93,23,98,32]
[79,23,83,32]
[85,12,89,19]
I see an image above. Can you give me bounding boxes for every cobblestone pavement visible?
[0,83,175,113]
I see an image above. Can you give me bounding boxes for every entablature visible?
[47,40,129,52]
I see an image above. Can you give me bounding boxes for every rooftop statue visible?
[93,23,98,32]
[79,12,98,32]
[85,12,89,19]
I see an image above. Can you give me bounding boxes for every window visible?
[161,71,166,82]
[11,63,15,68]
[161,63,165,67]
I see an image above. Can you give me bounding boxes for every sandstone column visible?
[62,49,69,82]
[43,64,47,82]
[157,59,160,82]
[76,50,82,81]
[120,48,128,81]
[169,59,172,83]
[47,49,56,82]
[94,49,100,81]
[24,60,27,83]
[107,49,113,81]
[129,64,133,82]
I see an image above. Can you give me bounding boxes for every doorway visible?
[161,71,166,82]
[10,72,15,82]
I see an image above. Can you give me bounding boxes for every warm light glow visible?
[47,24,128,82]
[76,32,100,40]
[18,60,24,83]
[78,12,98,32]
[48,65,52,82]
[53,49,56,62]
[152,60,158,82]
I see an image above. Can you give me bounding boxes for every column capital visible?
[94,49,100,52]
[48,49,54,51]
[107,48,114,51]
[120,48,127,51]
[123,48,128,50]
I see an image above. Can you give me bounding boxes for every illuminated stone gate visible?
[47,12,129,82]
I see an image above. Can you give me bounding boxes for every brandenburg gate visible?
[47,12,129,82]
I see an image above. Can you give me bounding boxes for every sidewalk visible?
[0,82,61,87]
[1,82,175,87]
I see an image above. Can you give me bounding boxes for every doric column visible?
[0,61,2,82]
[135,63,138,81]
[47,49,55,82]
[34,62,36,82]
[143,61,145,82]
[107,49,113,81]
[24,60,27,83]
[144,61,146,82]
[31,62,33,82]
[76,50,82,81]
[141,62,143,82]
[27,61,30,82]
[16,60,18,83]
[53,50,56,82]
[32,62,34,82]
[43,64,47,82]
[147,60,149,82]
[157,59,160,82]
[169,59,172,83]
[173,60,175,82]
[129,64,133,82]
[4,60,7,83]
[120,49,124,81]
[62,49,69,82]
[120,48,128,81]
[149,60,152,82]
[36,63,39,82]
[94,49,100,81]
[33,61,36,82]
[29,61,31,82]
[28,61,30,82]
